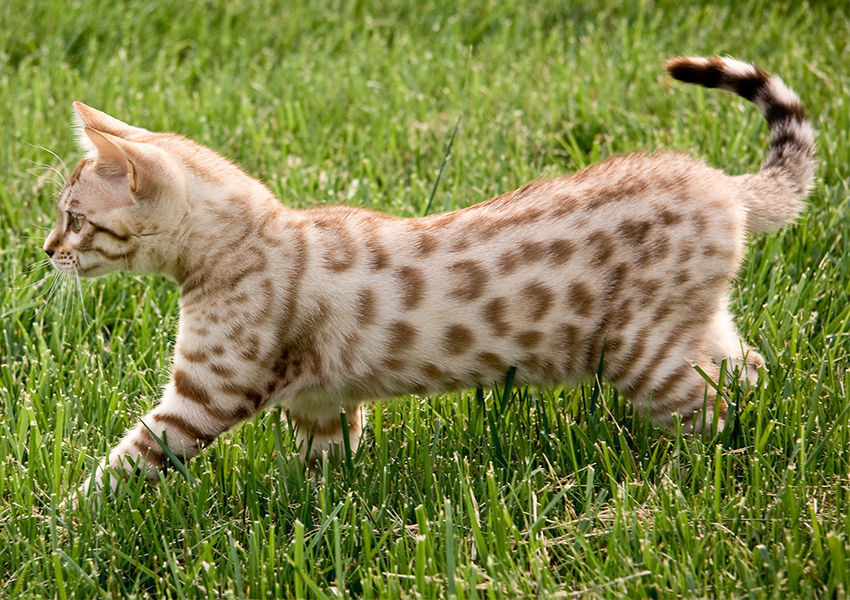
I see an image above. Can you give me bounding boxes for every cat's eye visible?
[68,212,85,232]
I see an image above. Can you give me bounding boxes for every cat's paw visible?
[60,464,124,510]
[739,350,766,388]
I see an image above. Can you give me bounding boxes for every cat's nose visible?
[45,247,55,258]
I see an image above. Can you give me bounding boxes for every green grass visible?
[3,0,850,597]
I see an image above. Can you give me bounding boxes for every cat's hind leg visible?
[288,402,363,466]
[618,339,725,434]
[708,308,765,386]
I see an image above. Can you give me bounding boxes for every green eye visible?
[68,212,85,231]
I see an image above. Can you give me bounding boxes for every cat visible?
[44,57,814,498]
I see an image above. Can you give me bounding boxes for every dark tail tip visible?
[665,57,723,89]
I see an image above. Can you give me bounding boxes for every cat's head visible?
[43,102,190,279]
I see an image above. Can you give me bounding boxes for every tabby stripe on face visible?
[89,221,131,243]
[92,245,132,262]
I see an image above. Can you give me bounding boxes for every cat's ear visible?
[72,102,146,155]
[83,127,138,192]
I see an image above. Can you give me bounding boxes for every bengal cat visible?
[43,57,814,498]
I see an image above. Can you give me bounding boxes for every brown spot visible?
[636,278,662,308]
[364,228,390,270]
[173,369,213,405]
[273,348,324,388]
[650,362,694,403]
[515,330,543,349]
[483,297,510,336]
[551,197,580,217]
[209,363,236,378]
[356,288,377,326]
[498,240,547,275]
[465,218,500,243]
[226,247,269,288]
[607,334,648,384]
[658,210,684,226]
[495,207,545,228]
[557,323,582,375]
[691,213,709,230]
[311,216,358,273]
[568,282,595,317]
[450,235,472,252]
[607,298,634,332]
[478,351,508,374]
[521,282,555,321]
[547,239,576,266]
[521,354,543,373]
[398,266,425,310]
[382,358,407,371]
[617,219,652,246]
[638,236,671,267]
[444,324,475,355]
[519,240,546,263]
[497,250,520,274]
[422,363,448,380]
[652,304,673,324]
[448,260,489,301]
[588,231,615,264]
[245,390,263,409]
[239,334,261,360]
[387,321,418,354]
[178,345,208,363]
[674,271,691,285]
[416,231,438,257]
[678,242,695,263]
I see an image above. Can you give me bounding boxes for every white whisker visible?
[73,267,92,326]
[25,143,68,186]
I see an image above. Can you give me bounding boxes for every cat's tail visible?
[665,56,815,234]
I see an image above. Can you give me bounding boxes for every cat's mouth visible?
[50,257,100,278]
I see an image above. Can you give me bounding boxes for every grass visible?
[2,0,850,597]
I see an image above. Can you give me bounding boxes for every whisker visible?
[25,143,68,185]
[73,267,92,326]
[23,258,53,275]
[36,271,65,316]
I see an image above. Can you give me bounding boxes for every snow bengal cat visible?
[43,57,814,498]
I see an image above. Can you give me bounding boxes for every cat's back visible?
[277,151,747,398]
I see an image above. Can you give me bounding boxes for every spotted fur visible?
[44,57,814,496]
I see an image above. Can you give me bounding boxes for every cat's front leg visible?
[75,372,256,501]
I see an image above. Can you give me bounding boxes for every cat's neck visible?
[169,178,294,294]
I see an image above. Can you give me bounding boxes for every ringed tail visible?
[666,56,815,233]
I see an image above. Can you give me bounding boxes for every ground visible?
[2,0,850,597]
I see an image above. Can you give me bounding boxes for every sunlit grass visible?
[2,0,850,597]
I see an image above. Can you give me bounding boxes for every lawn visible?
[2,0,850,597]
